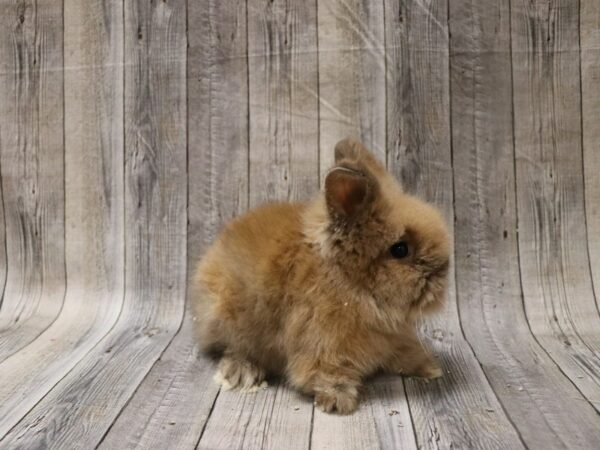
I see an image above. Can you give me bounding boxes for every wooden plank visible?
[198,1,319,448]
[187,0,249,257]
[0,171,6,316]
[511,0,600,408]
[317,0,386,179]
[0,0,126,439]
[582,1,600,313]
[0,0,66,361]
[451,0,600,447]
[247,0,320,204]
[199,384,313,450]
[99,1,248,447]
[386,0,524,448]
[0,0,187,447]
[365,376,417,450]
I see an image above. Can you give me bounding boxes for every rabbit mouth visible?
[420,261,449,300]
[414,286,433,307]
[411,279,430,307]
[412,274,446,310]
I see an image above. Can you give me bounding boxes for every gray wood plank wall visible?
[0,0,599,448]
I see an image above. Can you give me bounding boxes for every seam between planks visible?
[315,0,320,188]
[402,377,419,449]
[383,0,388,171]
[52,0,69,355]
[307,393,315,450]
[245,0,251,211]
[310,0,319,445]
[0,126,8,312]
[195,387,222,448]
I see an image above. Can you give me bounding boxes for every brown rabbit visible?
[193,138,450,414]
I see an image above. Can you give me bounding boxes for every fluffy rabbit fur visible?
[193,138,450,414]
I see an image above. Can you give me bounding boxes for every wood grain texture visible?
[386,0,524,448]
[99,1,248,447]
[187,0,249,258]
[365,376,417,450]
[199,384,313,450]
[511,0,600,409]
[0,172,6,321]
[581,1,600,317]
[99,336,219,450]
[248,0,319,204]
[317,0,386,178]
[451,0,600,447]
[0,0,187,447]
[0,0,66,361]
[0,0,599,447]
[0,0,126,439]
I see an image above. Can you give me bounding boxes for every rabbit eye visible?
[390,241,409,259]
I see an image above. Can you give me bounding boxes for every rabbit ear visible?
[334,138,386,177]
[324,167,372,218]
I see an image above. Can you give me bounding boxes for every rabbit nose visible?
[436,259,450,276]
[422,259,449,280]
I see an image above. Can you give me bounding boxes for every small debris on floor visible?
[145,327,160,337]
[388,410,399,416]
[577,375,584,379]
[485,408,494,412]
[398,422,404,427]
[294,406,300,411]
[343,302,348,306]
[168,421,176,425]
[517,387,524,391]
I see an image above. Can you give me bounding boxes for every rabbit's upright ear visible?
[334,138,386,177]
[325,167,374,219]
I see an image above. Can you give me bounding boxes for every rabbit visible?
[193,138,450,414]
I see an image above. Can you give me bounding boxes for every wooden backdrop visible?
[0,0,599,448]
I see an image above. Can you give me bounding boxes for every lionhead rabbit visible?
[193,138,450,414]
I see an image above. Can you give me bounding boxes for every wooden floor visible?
[0,0,599,448]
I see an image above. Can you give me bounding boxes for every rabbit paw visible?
[413,360,443,380]
[314,386,359,414]
[214,356,267,393]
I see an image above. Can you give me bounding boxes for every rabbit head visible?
[305,138,451,318]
